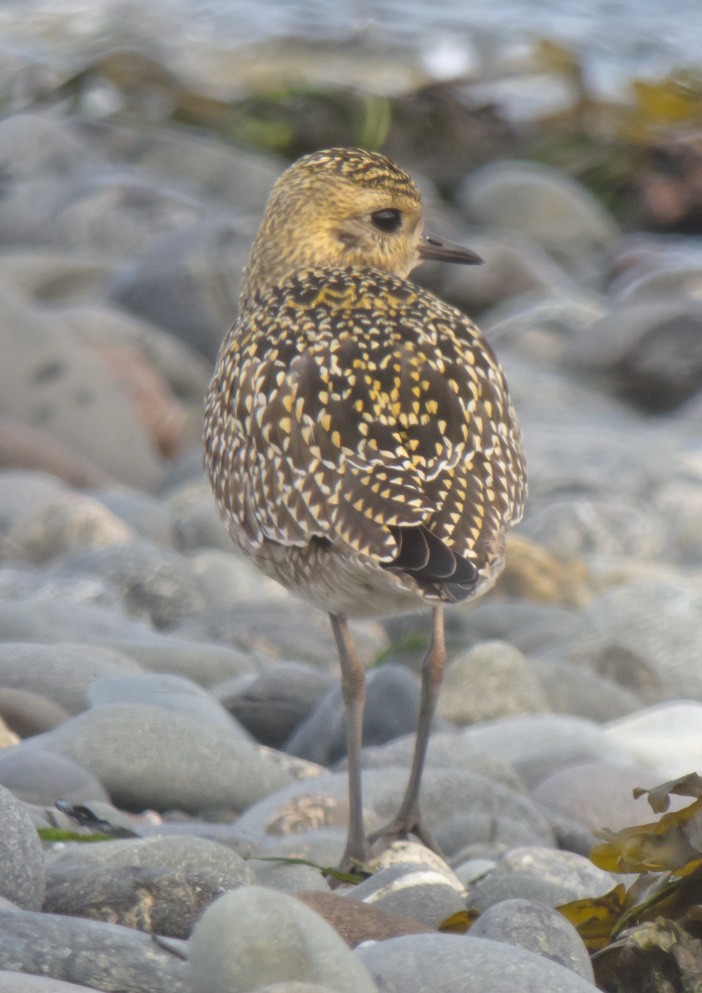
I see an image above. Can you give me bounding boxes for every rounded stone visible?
[462,899,594,982]
[7,494,134,564]
[458,160,619,265]
[86,673,249,737]
[285,665,421,765]
[0,643,142,714]
[347,862,465,928]
[44,836,256,938]
[0,749,109,806]
[0,906,189,992]
[355,932,599,993]
[31,702,306,814]
[603,701,702,779]
[216,663,335,749]
[458,714,629,788]
[188,887,378,993]
[0,687,70,737]
[0,784,45,910]
[530,760,688,833]
[53,541,206,629]
[437,641,549,725]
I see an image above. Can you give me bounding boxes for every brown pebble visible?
[294,890,434,947]
[0,687,70,738]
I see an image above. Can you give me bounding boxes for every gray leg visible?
[330,613,371,868]
[368,605,446,850]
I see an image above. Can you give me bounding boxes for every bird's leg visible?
[330,613,371,869]
[368,605,446,852]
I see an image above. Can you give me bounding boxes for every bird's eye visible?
[371,208,402,233]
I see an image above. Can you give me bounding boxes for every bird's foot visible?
[367,807,441,856]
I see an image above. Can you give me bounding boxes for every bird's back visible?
[205,264,525,613]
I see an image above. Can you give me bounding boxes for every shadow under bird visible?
[205,147,526,868]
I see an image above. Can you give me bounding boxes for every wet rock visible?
[188,887,378,993]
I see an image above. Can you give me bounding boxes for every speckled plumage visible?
[204,147,526,865]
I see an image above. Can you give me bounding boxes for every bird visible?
[204,147,526,868]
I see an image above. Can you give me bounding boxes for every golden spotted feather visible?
[205,264,525,612]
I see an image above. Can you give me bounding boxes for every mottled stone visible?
[0,785,45,910]
[0,907,189,993]
[466,898,594,982]
[355,932,599,993]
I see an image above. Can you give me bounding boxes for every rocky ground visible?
[0,52,701,993]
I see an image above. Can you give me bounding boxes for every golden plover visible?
[205,147,526,867]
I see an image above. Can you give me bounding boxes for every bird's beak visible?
[418,234,483,265]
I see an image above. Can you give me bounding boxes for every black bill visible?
[418,234,483,265]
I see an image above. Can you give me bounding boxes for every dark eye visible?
[371,208,402,233]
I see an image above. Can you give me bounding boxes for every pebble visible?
[0,643,142,713]
[86,671,250,736]
[457,714,630,788]
[603,701,702,779]
[215,662,336,748]
[233,767,554,862]
[467,898,594,982]
[188,887,379,993]
[566,579,702,702]
[22,701,312,815]
[346,861,465,928]
[437,641,550,724]
[285,664,422,765]
[457,159,619,273]
[0,785,45,910]
[355,933,599,993]
[51,540,207,628]
[530,760,687,836]
[0,906,189,993]
[0,749,109,806]
[0,686,69,737]
[44,835,256,937]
